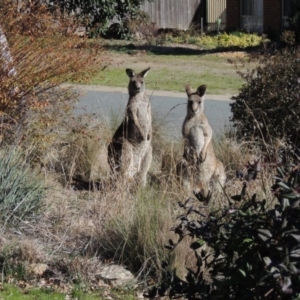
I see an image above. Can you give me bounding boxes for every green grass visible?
[0,284,64,300]
[0,284,137,300]
[86,52,248,95]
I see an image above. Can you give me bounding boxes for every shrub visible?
[0,147,46,226]
[0,0,103,156]
[230,32,300,157]
[50,0,154,39]
[164,31,264,49]
[146,162,300,299]
[288,0,300,42]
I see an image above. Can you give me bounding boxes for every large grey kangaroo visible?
[177,84,226,193]
[107,67,152,186]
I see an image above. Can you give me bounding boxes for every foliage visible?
[0,283,130,299]
[50,0,153,39]
[288,0,300,42]
[0,147,46,226]
[230,32,300,155]
[146,162,300,299]
[165,31,264,49]
[0,0,102,159]
[96,187,171,280]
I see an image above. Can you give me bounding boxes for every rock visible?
[74,26,86,37]
[27,263,48,276]
[96,265,135,287]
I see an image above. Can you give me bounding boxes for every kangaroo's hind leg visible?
[213,160,226,192]
[139,145,152,186]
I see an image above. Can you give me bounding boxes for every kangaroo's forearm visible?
[132,114,146,140]
[199,127,212,160]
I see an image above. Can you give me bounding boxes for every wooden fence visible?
[141,0,227,31]
[141,0,205,30]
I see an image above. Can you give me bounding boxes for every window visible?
[241,0,263,33]
[283,0,291,17]
[242,0,253,16]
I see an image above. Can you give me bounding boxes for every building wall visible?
[226,0,283,34]
[263,0,282,33]
[207,0,227,31]
[226,0,240,31]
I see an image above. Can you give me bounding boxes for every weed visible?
[0,146,46,226]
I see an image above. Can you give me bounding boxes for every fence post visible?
[201,17,203,34]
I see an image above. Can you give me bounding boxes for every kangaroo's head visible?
[185,84,207,116]
[126,67,150,96]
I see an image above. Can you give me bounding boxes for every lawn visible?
[84,40,257,95]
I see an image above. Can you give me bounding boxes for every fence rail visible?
[141,0,205,30]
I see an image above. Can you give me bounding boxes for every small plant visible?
[0,147,46,226]
[146,162,300,299]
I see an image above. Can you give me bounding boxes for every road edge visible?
[64,84,234,102]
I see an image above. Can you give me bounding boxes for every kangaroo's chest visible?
[183,117,206,138]
[127,101,151,127]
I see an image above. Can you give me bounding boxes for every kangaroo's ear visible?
[140,67,150,78]
[197,85,207,97]
[126,68,135,78]
[185,84,193,96]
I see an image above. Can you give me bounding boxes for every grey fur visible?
[177,84,226,193]
[108,68,152,186]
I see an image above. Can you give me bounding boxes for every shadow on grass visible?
[101,43,261,56]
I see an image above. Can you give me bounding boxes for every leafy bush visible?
[165,31,264,49]
[0,0,103,162]
[0,147,46,226]
[288,0,300,42]
[230,32,300,156]
[146,162,300,299]
[50,0,153,39]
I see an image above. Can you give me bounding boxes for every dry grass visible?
[0,112,279,298]
[0,2,279,297]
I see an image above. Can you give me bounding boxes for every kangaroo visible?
[177,84,226,193]
[107,67,152,186]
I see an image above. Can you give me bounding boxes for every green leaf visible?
[190,239,205,250]
[238,269,246,277]
[257,229,272,238]
[277,167,286,178]
[289,234,300,242]
[257,234,268,242]
[263,256,272,266]
[281,192,300,200]
[277,181,291,190]
[242,238,253,244]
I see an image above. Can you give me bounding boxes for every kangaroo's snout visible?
[133,79,143,92]
[192,101,200,113]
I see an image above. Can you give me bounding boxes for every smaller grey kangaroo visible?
[177,84,226,193]
[107,67,152,186]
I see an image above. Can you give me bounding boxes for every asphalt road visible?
[75,86,234,139]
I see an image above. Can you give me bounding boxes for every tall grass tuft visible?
[95,186,175,281]
[0,147,46,226]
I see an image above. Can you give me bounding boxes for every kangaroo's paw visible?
[198,151,207,163]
